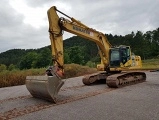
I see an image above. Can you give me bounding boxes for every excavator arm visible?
[47,6,111,75]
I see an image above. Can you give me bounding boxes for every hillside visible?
[0,28,159,69]
[0,36,99,69]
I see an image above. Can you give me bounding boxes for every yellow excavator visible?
[26,6,146,103]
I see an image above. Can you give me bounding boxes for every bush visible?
[86,61,96,68]
[64,64,97,78]
[8,64,16,71]
[0,64,7,72]
[0,64,97,88]
[0,68,45,88]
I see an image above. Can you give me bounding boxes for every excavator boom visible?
[48,6,111,69]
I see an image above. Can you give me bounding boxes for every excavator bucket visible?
[26,75,64,103]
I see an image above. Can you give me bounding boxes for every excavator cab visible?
[109,46,131,67]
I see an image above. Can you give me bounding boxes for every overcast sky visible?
[0,0,159,53]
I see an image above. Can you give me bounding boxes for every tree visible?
[64,49,71,64]
[67,46,84,65]
[151,28,159,56]
[133,31,144,57]
[35,48,52,68]
[19,52,38,69]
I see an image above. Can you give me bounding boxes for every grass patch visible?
[64,64,97,78]
[142,58,159,69]
[0,64,97,88]
[1,58,159,88]
[0,68,45,88]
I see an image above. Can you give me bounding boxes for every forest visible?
[0,27,159,70]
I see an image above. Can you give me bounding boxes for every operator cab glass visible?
[110,48,120,67]
[109,46,131,67]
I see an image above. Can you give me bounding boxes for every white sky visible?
[0,0,159,53]
[10,0,47,28]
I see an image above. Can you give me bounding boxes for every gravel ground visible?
[0,71,159,120]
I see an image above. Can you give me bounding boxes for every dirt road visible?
[0,71,159,120]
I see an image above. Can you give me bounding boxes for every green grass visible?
[142,58,159,69]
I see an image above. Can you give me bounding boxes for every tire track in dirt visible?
[0,85,85,104]
[0,95,32,104]
[0,88,115,120]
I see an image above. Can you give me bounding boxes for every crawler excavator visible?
[26,6,146,103]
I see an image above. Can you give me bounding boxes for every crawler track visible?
[83,71,146,88]
[107,72,146,87]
